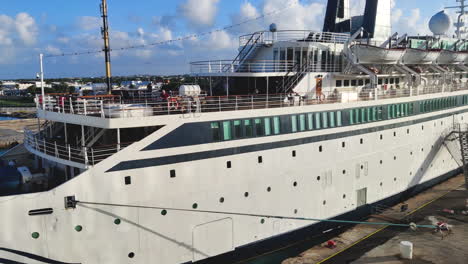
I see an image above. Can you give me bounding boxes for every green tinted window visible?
[355,109,361,123]
[223,121,232,140]
[322,112,328,128]
[409,103,414,115]
[233,120,242,139]
[273,117,280,135]
[244,120,253,137]
[315,113,321,129]
[255,119,263,136]
[329,112,336,127]
[337,111,342,126]
[291,115,298,132]
[264,118,271,136]
[349,110,355,124]
[211,122,221,141]
[361,108,367,123]
[307,114,314,130]
[299,114,306,131]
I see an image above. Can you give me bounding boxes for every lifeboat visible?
[401,49,440,64]
[350,44,405,64]
[436,50,467,64]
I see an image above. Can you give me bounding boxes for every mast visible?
[100,0,112,94]
[446,0,468,39]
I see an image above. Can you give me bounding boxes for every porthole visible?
[170,170,176,178]
[227,161,232,168]
[380,160,383,164]
[292,150,296,157]
[192,203,198,209]
[294,209,298,214]
[323,200,327,205]
[394,156,397,160]
[244,192,249,197]
[407,129,410,134]
[114,218,121,225]
[128,252,135,259]
[343,194,346,199]
[258,156,263,163]
[342,142,346,148]
[317,176,321,181]
[319,146,323,152]
[260,219,265,224]
[410,151,413,155]
[161,210,167,216]
[380,135,383,140]
[75,225,83,232]
[360,165,364,170]
[410,172,413,176]
[380,182,383,186]
[394,177,397,181]
[342,170,346,174]
[293,181,298,187]
[124,176,131,185]
[360,138,363,144]
[441,121,443,125]
[267,187,272,192]
[219,197,225,203]
[421,148,424,152]
[31,232,40,239]
[393,132,396,137]
[421,125,424,130]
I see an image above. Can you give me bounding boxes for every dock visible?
[282,174,468,264]
[0,118,42,148]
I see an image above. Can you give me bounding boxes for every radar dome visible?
[429,11,451,35]
[269,23,277,32]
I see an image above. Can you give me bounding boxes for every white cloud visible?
[45,45,62,55]
[178,0,220,29]
[76,16,101,31]
[15,13,38,45]
[392,8,430,35]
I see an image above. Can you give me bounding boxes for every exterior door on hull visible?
[356,188,367,207]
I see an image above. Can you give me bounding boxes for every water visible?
[0,116,19,121]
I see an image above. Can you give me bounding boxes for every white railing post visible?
[218,97,221,111]
[235,96,238,110]
[70,98,74,114]
[100,100,104,118]
[208,61,211,73]
[251,96,254,109]
[91,149,95,165]
[54,142,58,158]
[43,141,46,154]
[84,147,88,165]
[83,100,87,116]
[68,144,71,160]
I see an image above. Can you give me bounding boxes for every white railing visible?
[239,31,350,47]
[24,129,129,166]
[35,83,468,120]
[190,60,342,74]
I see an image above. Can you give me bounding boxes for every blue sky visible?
[0,0,456,79]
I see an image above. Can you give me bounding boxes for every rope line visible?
[44,2,297,58]
[76,200,437,229]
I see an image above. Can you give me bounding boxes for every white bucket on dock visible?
[399,241,413,259]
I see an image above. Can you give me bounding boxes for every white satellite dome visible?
[429,10,451,35]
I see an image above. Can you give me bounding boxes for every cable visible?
[76,200,437,229]
[44,2,297,58]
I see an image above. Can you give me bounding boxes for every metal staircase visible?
[275,62,310,94]
[458,127,468,189]
[223,32,264,73]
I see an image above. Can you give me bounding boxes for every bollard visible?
[400,241,413,260]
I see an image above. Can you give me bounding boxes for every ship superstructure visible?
[1,1,468,263]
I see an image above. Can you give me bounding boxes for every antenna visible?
[446,0,468,39]
[100,0,112,94]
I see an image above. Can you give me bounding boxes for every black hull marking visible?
[0,248,80,264]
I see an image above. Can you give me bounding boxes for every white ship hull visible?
[1,91,467,264]
[437,50,467,64]
[401,49,440,64]
[351,45,405,64]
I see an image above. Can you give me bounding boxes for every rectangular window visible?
[409,103,414,115]
[315,113,321,129]
[322,112,328,128]
[396,104,401,117]
[349,110,355,125]
[372,107,377,121]
[299,114,306,131]
[273,117,281,135]
[378,78,383,85]
[377,107,383,120]
[255,119,263,136]
[351,80,357,86]
[336,80,342,87]
[264,118,271,136]
[361,108,367,123]
[358,79,364,86]
[366,108,372,122]
[387,105,392,119]
[244,120,253,137]
[337,111,342,126]
[211,122,221,141]
[233,120,242,139]
[307,113,314,130]
[355,109,361,123]
[291,115,298,132]
[329,112,336,127]
[344,80,350,86]
[223,121,232,140]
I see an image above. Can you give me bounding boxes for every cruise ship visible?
[1,0,468,263]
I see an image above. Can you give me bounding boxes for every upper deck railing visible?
[36,83,468,120]
[239,31,350,47]
[190,60,342,74]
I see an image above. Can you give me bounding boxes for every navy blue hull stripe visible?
[108,109,465,172]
